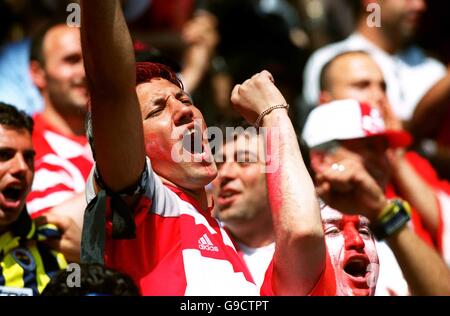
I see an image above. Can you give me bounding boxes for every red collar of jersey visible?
[32,113,88,144]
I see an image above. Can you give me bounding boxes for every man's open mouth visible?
[343,256,370,279]
[1,184,26,210]
[2,186,23,202]
[219,187,241,199]
[217,188,240,208]
[182,126,204,155]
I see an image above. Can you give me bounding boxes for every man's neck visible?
[228,217,275,249]
[161,177,210,211]
[41,101,86,137]
[356,19,400,54]
[186,187,210,211]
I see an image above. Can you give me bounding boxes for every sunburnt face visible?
[136,78,217,191]
[0,126,35,232]
[321,206,379,296]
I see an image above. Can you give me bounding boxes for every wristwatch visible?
[371,199,412,240]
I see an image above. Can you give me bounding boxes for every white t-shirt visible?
[302,33,446,121]
[236,230,411,295]
[237,242,276,289]
[375,241,410,296]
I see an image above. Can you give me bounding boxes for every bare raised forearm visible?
[408,71,450,138]
[387,226,450,295]
[230,72,325,294]
[81,0,145,192]
[81,0,135,93]
[263,111,325,295]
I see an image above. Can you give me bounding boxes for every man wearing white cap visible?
[317,50,450,281]
[302,99,450,295]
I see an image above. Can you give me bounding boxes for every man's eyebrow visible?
[0,146,14,151]
[322,217,341,224]
[235,149,258,160]
[152,96,169,106]
[147,91,191,110]
[176,91,192,100]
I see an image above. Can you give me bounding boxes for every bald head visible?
[319,51,387,110]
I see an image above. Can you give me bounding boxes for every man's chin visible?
[179,168,218,191]
[0,212,21,229]
[337,283,372,296]
[216,207,248,224]
[61,100,88,113]
[351,287,373,296]
[337,270,375,296]
[74,100,89,111]
[189,162,218,183]
[70,94,89,110]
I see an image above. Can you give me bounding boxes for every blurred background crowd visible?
[0,0,450,296]
[1,0,448,179]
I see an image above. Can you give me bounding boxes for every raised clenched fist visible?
[230,71,288,126]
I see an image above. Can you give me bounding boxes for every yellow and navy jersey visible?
[0,210,67,296]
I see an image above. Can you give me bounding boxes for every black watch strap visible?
[371,199,412,240]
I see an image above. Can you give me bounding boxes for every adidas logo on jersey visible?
[198,234,219,252]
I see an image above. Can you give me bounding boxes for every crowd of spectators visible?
[0,0,449,296]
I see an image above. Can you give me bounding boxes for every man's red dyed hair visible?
[135,62,183,89]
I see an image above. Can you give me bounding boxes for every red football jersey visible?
[86,159,269,295]
[27,114,94,217]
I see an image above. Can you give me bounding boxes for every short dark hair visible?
[30,19,67,65]
[319,50,370,91]
[136,62,183,89]
[0,102,34,133]
[41,263,140,296]
[86,62,183,158]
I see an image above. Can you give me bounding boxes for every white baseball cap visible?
[302,99,412,148]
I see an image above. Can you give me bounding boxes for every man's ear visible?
[310,150,327,173]
[30,61,46,90]
[362,0,378,12]
[319,91,333,105]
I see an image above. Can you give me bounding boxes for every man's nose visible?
[172,100,194,126]
[75,58,86,78]
[10,154,28,177]
[218,162,238,187]
[370,87,385,109]
[344,223,365,251]
[79,66,86,79]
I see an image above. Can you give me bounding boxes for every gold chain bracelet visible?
[254,103,289,128]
